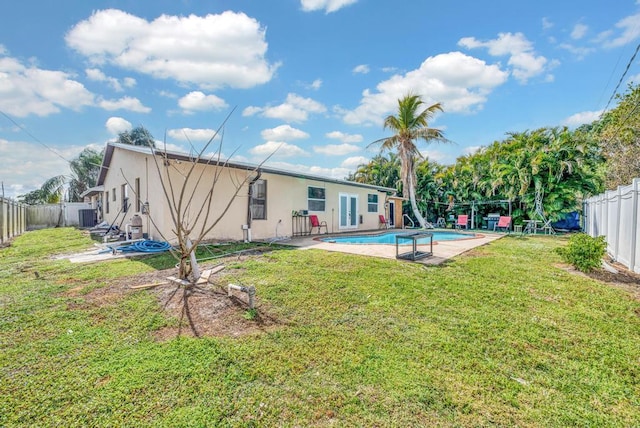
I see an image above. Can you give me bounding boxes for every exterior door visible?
[388,201,395,227]
[339,193,358,229]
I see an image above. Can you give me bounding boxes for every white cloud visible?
[261,124,309,141]
[343,51,507,125]
[459,32,550,83]
[462,145,482,155]
[419,149,449,163]
[249,141,309,157]
[600,12,640,48]
[557,43,594,60]
[313,143,360,155]
[105,117,132,135]
[157,90,177,98]
[326,130,363,143]
[353,64,370,74]
[571,23,588,40]
[265,160,350,180]
[341,156,369,168]
[85,68,134,91]
[98,96,151,113]
[310,79,322,90]
[178,91,228,113]
[123,77,136,88]
[243,93,327,122]
[167,128,219,142]
[562,110,603,127]
[627,72,640,84]
[542,17,553,30]
[0,139,100,198]
[0,55,94,117]
[300,0,358,14]
[66,9,280,90]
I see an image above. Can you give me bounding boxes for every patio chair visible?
[494,216,512,233]
[309,214,328,234]
[455,214,469,230]
[379,215,390,229]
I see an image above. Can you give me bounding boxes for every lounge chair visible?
[379,215,390,229]
[309,214,328,234]
[455,214,469,230]
[494,216,512,233]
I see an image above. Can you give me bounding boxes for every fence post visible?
[0,199,5,244]
[614,185,622,261]
[9,200,14,239]
[630,178,639,273]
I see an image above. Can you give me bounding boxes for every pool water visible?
[322,231,475,245]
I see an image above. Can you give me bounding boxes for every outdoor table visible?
[395,232,433,261]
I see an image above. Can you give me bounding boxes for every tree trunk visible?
[408,173,427,228]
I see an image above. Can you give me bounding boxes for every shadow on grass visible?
[130,241,297,271]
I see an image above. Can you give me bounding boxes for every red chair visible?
[309,214,328,234]
[379,215,390,229]
[455,214,469,230]
[494,216,512,233]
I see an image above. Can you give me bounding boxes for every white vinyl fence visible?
[0,197,27,244]
[583,178,640,273]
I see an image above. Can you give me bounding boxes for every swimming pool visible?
[321,231,476,245]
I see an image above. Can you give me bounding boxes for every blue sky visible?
[2,0,640,199]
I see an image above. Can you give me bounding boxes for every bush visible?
[556,233,607,272]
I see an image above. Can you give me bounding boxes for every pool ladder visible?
[402,214,415,229]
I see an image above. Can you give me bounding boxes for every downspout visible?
[246,169,262,243]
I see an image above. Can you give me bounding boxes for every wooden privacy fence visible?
[0,197,27,244]
[583,177,640,274]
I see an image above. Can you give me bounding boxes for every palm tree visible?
[18,175,66,204]
[370,93,446,228]
[67,147,104,201]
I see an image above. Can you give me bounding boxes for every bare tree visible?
[120,115,273,335]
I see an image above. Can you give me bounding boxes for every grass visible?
[1,228,639,427]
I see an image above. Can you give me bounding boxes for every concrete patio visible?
[281,229,505,265]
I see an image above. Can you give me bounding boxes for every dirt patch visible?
[556,260,640,300]
[63,253,283,339]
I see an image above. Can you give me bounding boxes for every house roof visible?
[79,185,104,198]
[97,142,397,194]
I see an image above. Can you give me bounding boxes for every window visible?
[121,184,129,212]
[105,191,110,214]
[368,194,378,213]
[308,186,326,212]
[112,188,116,201]
[135,178,141,212]
[250,179,267,220]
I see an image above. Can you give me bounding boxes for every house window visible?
[112,188,116,201]
[308,186,326,212]
[250,179,267,220]
[121,184,129,212]
[105,191,110,214]
[135,178,141,212]
[368,194,378,213]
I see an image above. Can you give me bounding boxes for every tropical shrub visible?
[556,233,607,272]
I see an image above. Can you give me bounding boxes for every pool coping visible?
[279,228,505,265]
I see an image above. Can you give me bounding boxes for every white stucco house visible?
[91,142,402,243]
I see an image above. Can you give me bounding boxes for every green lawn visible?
[1,228,639,427]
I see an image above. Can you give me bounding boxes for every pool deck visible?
[279,228,505,265]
